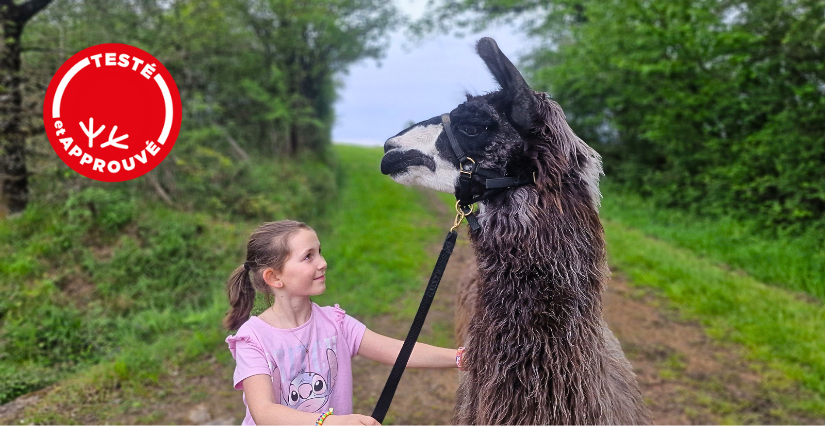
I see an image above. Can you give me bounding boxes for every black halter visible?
[441,113,535,229]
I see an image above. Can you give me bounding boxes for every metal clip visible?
[450,200,476,232]
[450,211,465,232]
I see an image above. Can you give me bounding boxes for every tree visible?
[234,0,399,156]
[0,0,53,215]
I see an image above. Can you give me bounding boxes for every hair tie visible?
[243,261,251,272]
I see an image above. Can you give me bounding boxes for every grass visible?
[7,144,825,423]
[311,145,448,321]
[0,146,338,406]
[7,144,453,424]
[13,321,232,424]
[600,181,825,301]
[604,218,825,416]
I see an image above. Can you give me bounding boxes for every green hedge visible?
[526,0,825,234]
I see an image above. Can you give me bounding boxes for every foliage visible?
[19,0,400,174]
[411,0,825,234]
[0,363,60,407]
[1,0,401,404]
[0,0,405,409]
[61,187,137,236]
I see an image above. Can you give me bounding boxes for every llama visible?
[379,37,651,425]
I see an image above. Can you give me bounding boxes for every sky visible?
[331,0,535,146]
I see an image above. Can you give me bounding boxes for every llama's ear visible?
[476,37,537,132]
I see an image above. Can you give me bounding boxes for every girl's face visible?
[272,229,327,295]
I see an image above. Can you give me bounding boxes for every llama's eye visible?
[459,125,479,137]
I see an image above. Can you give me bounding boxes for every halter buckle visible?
[459,157,476,176]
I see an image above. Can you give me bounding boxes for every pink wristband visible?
[456,347,466,370]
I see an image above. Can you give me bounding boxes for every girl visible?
[224,220,465,426]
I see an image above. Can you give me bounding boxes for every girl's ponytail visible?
[222,220,314,331]
[223,263,257,331]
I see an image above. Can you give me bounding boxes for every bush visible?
[526,0,825,234]
[62,187,136,237]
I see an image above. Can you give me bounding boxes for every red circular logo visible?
[43,43,181,182]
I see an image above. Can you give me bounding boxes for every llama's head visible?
[380,37,602,210]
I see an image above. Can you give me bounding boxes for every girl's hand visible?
[324,414,381,425]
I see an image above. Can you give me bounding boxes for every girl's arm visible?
[357,328,457,368]
[244,375,380,425]
[244,375,320,425]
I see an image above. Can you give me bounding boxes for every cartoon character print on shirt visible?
[280,348,338,412]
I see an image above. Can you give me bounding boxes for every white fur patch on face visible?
[387,123,460,194]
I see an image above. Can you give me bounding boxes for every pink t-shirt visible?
[225,303,367,425]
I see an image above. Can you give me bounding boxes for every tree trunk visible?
[0,0,54,216]
[0,12,27,215]
[289,123,299,156]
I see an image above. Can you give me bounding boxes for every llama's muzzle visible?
[380,148,435,175]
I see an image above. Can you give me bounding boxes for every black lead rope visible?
[370,230,457,423]
[371,113,537,422]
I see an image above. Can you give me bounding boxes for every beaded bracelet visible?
[316,407,333,426]
[456,346,466,370]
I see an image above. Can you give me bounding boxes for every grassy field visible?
[4,145,825,423]
[601,195,825,416]
[600,182,825,301]
[311,145,450,321]
[0,147,339,408]
[5,144,454,424]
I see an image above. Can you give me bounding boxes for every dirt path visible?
[606,272,820,424]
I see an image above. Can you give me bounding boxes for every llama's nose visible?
[384,140,400,153]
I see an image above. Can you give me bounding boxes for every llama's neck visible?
[466,183,610,424]
[472,183,607,316]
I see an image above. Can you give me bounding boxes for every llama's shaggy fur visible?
[380,37,651,425]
